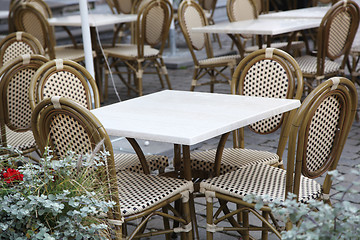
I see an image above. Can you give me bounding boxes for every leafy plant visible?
[0,146,115,240]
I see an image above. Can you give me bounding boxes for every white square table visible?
[91,90,300,180]
[259,6,330,19]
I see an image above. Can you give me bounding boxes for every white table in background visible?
[48,14,137,99]
[259,6,330,19]
[0,10,8,20]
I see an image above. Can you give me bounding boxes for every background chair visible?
[29,59,169,174]
[0,31,44,68]
[200,77,358,239]
[0,54,49,157]
[295,0,359,92]
[226,0,305,58]
[198,0,222,48]
[12,2,87,62]
[31,97,194,239]
[184,48,303,179]
[103,0,173,97]
[177,0,241,92]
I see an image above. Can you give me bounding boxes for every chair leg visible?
[206,192,214,240]
[182,194,194,240]
[162,206,172,240]
[136,60,144,96]
[159,58,172,90]
[190,67,199,91]
[242,210,250,240]
[262,211,269,240]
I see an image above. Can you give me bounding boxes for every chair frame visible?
[0,31,45,68]
[177,0,240,92]
[31,97,193,239]
[200,77,357,239]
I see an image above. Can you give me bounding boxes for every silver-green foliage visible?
[0,147,115,240]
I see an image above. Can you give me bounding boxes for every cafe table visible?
[190,18,322,53]
[48,13,137,99]
[259,5,330,19]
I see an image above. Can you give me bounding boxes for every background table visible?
[259,6,330,19]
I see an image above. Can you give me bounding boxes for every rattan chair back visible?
[198,0,217,18]
[286,77,357,198]
[232,48,303,150]
[0,32,45,68]
[12,2,58,59]
[29,59,100,111]
[106,0,133,14]
[0,54,48,134]
[316,0,359,76]
[178,0,213,64]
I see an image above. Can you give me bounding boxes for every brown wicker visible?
[200,77,357,239]
[183,48,303,179]
[0,31,45,68]
[31,97,194,239]
[198,0,222,48]
[0,54,49,155]
[295,0,359,92]
[12,2,87,62]
[177,0,241,92]
[103,0,173,97]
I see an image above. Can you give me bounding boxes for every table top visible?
[48,13,137,27]
[91,90,300,145]
[191,18,321,35]
[259,6,330,19]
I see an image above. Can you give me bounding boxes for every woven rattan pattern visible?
[328,11,351,57]
[114,154,168,173]
[22,12,46,48]
[243,59,289,134]
[200,163,322,203]
[43,71,89,109]
[49,114,92,158]
[8,68,37,129]
[305,95,340,173]
[3,42,33,65]
[4,125,36,150]
[117,170,193,216]
[145,4,165,46]
[295,55,340,75]
[184,5,205,51]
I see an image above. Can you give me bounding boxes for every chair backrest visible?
[198,0,217,18]
[0,54,49,133]
[12,2,57,59]
[316,0,359,76]
[178,0,214,64]
[106,0,133,14]
[29,59,100,111]
[226,0,257,22]
[0,32,45,68]
[285,77,357,200]
[231,48,303,163]
[134,0,173,57]
[30,97,122,220]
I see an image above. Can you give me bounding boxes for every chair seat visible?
[104,44,159,59]
[2,126,36,151]
[117,170,193,216]
[188,148,279,175]
[198,54,241,67]
[245,41,305,53]
[49,45,89,62]
[114,153,169,173]
[295,55,340,75]
[200,163,322,203]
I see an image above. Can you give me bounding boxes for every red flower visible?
[2,168,24,184]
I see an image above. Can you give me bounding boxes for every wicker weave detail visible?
[8,68,36,129]
[328,11,351,57]
[188,148,279,174]
[114,154,169,173]
[51,46,86,61]
[3,42,33,65]
[104,44,159,58]
[244,41,305,53]
[231,0,255,22]
[295,55,340,75]
[117,170,193,216]
[43,71,88,108]
[49,114,92,158]
[145,4,165,45]
[244,59,289,133]
[2,126,36,150]
[198,54,241,66]
[184,5,205,50]
[305,95,340,173]
[22,12,46,48]
[200,164,322,203]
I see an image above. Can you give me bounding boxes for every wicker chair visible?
[0,31,44,68]
[29,59,169,174]
[295,0,359,92]
[177,0,241,92]
[198,0,222,48]
[182,48,303,179]
[103,0,172,97]
[226,0,305,58]
[0,54,49,156]
[200,77,357,239]
[12,2,87,62]
[31,97,194,239]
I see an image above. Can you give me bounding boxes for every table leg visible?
[90,27,104,102]
[227,34,245,58]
